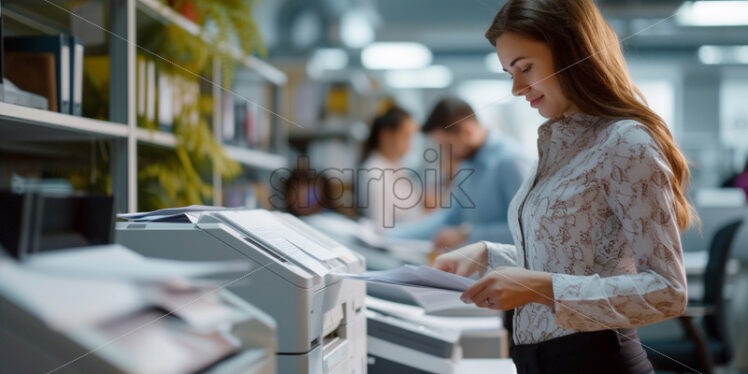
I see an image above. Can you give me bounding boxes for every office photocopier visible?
[0,192,277,374]
[116,209,368,374]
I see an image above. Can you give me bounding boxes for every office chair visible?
[643,219,743,374]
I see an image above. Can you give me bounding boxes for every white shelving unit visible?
[0,0,288,212]
[224,145,287,170]
[0,102,130,140]
[134,128,177,148]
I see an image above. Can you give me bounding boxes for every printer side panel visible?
[115,224,249,266]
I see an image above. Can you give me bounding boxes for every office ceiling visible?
[258,0,748,60]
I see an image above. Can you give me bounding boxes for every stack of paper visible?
[333,265,474,291]
[333,265,476,312]
[117,205,231,223]
[366,296,501,333]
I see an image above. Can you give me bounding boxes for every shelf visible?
[135,128,286,170]
[289,121,368,142]
[135,127,177,148]
[135,0,287,85]
[224,145,288,170]
[0,102,129,141]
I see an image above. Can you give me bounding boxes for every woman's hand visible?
[460,267,554,311]
[433,227,468,251]
[433,242,488,277]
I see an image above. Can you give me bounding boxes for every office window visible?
[637,80,675,130]
[720,79,748,149]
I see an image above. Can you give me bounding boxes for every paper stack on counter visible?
[332,265,476,312]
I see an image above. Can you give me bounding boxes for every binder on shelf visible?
[4,52,56,111]
[234,100,247,146]
[69,36,84,116]
[137,55,146,118]
[173,72,183,125]
[245,103,256,146]
[5,35,70,114]
[146,59,156,126]
[157,68,173,132]
[222,90,235,141]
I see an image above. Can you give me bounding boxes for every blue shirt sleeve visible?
[386,204,462,240]
[466,155,529,244]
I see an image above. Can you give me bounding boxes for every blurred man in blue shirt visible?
[389,97,530,250]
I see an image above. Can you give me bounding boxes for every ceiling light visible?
[307,48,348,77]
[340,10,375,48]
[385,65,452,89]
[362,42,432,70]
[676,1,748,27]
[698,45,748,64]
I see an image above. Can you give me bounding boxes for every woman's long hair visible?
[485,0,696,230]
[361,106,412,162]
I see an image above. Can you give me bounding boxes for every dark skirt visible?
[510,328,654,374]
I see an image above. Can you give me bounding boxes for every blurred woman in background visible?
[358,106,422,231]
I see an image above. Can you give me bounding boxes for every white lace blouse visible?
[485,113,688,345]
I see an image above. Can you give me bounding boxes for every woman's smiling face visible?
[496,32,579,119]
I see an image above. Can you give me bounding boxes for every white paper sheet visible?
[0,260,146,330]
[96,310,237,374]
[333,265,475,311]
[332,265,475,291]
[366,296,502,331]
[144,286,236,332]
[276,212,355,260]
[119,205,224,219]
[401,287,470,313]
[118,205,230,223]
[22,245,252,283]
[219,210,337,262]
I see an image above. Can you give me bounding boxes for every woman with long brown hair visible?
[358,106,422,230]
[434,0,695,373]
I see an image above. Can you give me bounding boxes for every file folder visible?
[5,35,70,114]
[69,36,84,116]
